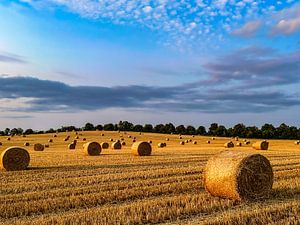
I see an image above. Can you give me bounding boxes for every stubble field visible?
[0,131,299,225]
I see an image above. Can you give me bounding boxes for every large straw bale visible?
[112,141,122,150]
[101,142,109,149]
[252,140,269,150]
[84,142,101,156]
[204,151,273,201]
[0,147,30,171]
[224,141,234,148]
[132,141,152,156]
[34,143,44,151]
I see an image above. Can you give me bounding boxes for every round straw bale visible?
[0,147,30,171]
[72,140,77,144]
[24,142,30,146]
[22,135,26,137]
[295,141,300,145]
[7,137,11,141]
[34,143,44,151]
[166,138,169,141]
[192,135,195,138]
[101,142,109,149]
[68,143,76,150]
[185,140,189,143]
[121,138,124,141]
[179,137,182,139]
[193,141,197,144]
[83,138,86,141]
[75,136,79,139]
[211,137,215,140]
[224,141,234,148]
[110,138,114,142]
[235,137,239,141]
[48,139,53,143]
[84,142,101,156]
[252,141,269,150]
[128,135,132,138]
[132,141,152,156]
[244,141,251,145]
[53,134,57,138]
[180,141,185,145]
[158,143,165,148]
[44,144,49,148]
[236,142,242,147]
[112,141,122,150]
[101,134,105,136]
[207,140,211,144]
[189,139,192,142]
[0,142,2,146]
[121,141,126,146]
[132,139,136,143]
[204,151,273,201]
[148,140,152,144]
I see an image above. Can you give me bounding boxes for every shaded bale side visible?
[0,147,30,171]
[101,142,109,149]
[121,141,126,146]
[207,140,211,144]
[132,141,152,156]
[224,141,234,148]
[204,151,273,201]
[252,141,269,150]
[180,141,185,145]
[34,143,45,151]
[84,142,101,156]
[48,139,53,143]
[111,141,122,150]
[68,143,76,150]
[24,142,30,147]
[295,141,300,145]
[193,141,197,144]
[157,143,165,148]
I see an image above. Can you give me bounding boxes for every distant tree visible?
[118,121,134,131]
[84,123,95,131]
[0,131,4,136]
[4,128,10,136]
[154,124,165,133]
[232,123,246,137]
[261,124,276,139]
[103,123,114,131]
[176,125,186,135]
[276,123,290,139]
[197,126,206,135]
[45,128,56,133]
[143,124,153,133]
[133,124,143,132]
[24,128,34,135]
[186,125,196,135]
[164,123,176,134]
[208,123,218,136]
[95,124,103,131]
[245,126,260,138]
[216,125,227,136]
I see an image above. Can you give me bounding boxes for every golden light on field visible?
[0,131,299,224]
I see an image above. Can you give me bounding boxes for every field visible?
[0,131,299,225]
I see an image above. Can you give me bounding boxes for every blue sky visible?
[0,0,300,130]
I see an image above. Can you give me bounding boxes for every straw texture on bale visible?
[112,141,122,150]
[204,151,273,201]
[132,141,152,156]
[252,141,269,150]
[83,138,86,141]
[0,147,30,171]
[224,141,234,148]
[34,143,45,151]
[84,142,101,156]
[101,142,109,149]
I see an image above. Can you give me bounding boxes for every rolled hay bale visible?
[189,139,192,142]
[0,147,30,171]
[224,141,234,148]
[53,134,57,138]
[211,137,215,140]
[0,142,2,146]
[235,137,239,141]
[192,135,195,138]
[83,138,86,141]
[148,140,152,144]
[163,142,167,147]
[236,142,242,147]
[252,141,269,150]
[244,141,251,145]
[157,143,165,148]
[24,142,30,146]
[121,138,124,141]
[166,138,169,141]
[110,138,114,142]
[132,139,136,143]
[7,137,11,141]
[75,136,79,139]
[101,134,105,136]
[193,141,197,144]
[121,141,126,146]
[48,139,53,143]
[101,142,109,149]
[180,141,185,145]
[112,141,122,150]
[133,137,136,140]
[294,141,300,145]
[185,140,189,143]
[207,140,211,144]
[68,143,76,150]
[128,135,132,138]
[84,142,101,156]
[132,141,152,156]
[34,143,45,151]
[44,144,49,148]
[204,151,273,201]
[179,137,182,139]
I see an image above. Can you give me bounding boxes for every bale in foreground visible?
[204,151,273,201]
[0,147,30,171]
[132,141,152,156]
[84,142,101,156]
[34,143,45,151]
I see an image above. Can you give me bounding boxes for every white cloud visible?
[231,20,261,37]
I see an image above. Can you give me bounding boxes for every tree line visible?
[1,121,300,140]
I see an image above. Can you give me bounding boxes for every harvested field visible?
[0,131,299,225]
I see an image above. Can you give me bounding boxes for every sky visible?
[0,0,300,130]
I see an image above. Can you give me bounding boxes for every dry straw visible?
[112,141,122,150]
[101,142,109,149]
[84,142,101,156]
[252,140,269,150]
[34,143,45,151]
[0,147,30,171]
[224,141,234,148]
[204,150,273,201]
[132,141,152,156]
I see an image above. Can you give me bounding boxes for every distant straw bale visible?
[84,142,101,156]
[252,141,269,150]
[204,151,273,201]
[101,142,109,149]
[112,141,122,150]
[224,141,234,148]
[132,141,152,156]
[34,143,44,151]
